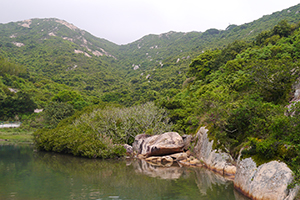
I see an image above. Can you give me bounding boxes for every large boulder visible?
[132,132,184,157]
[234,158,298,200]
[193,127,236,177]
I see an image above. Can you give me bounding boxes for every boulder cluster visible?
[125,127,299,200]
[131,132,203,167]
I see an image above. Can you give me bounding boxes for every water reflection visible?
[0,145,249,200]
[132,159,184,179]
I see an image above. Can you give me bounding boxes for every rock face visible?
[182,134,193,151]
[234,158,298,200]
[193,127,236,177]
[132,128,299,200]
[132,132,184,157]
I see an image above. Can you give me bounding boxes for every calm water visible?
[0,145,249,200]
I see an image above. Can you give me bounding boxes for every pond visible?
[0,145,249,200]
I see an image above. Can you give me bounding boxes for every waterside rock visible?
[193,127,236,178]
[145,155,174,167]
[169,152,188,161]
[234,158,298,200]
[182,134,193,151]
[123,144,133,156]
[132,132,184,157]
[133,132,202,167]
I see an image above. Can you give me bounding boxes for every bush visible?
[44,102,75,128]
[34,102,173,158]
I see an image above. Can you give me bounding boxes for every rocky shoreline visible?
[127,127,299,200]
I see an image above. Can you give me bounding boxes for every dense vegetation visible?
[34,102,173,158]
[160,20,300,178]
[1,5,300,108]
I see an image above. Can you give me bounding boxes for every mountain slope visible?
[0,18,125,100]
[1,3,300,107]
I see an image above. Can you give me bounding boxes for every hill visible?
[1,3,300,115]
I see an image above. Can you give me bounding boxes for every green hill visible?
[1,3,300,116]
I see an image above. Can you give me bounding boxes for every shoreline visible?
[0,128,33,144]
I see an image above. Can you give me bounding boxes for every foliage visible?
[0,56,28,77]
[34,102,173,158]
[1,5,300,107]
[0,90,36,120]
[161,20,300,162]
[0,128,33,144]
[51,90,89,110]
[43,102,75,128]
[156,21,300,185]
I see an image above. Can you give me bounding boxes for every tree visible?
[272,20,292,38]
[188,50,221,80]
[44,102,75,128]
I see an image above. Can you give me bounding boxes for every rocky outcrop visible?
[132,129,299,199]
[182,134,193,151]
[193,127,236,178]
[132,132,184,157]
[234,158,299,200]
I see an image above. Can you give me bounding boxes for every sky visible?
[0,0,300,44]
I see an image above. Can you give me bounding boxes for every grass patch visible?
[0,128,34,144]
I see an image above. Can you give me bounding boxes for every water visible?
[0,145,249,200]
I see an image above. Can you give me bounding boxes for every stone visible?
[133,132,184,157]
[169,152,188,161]
[145,156,162,163]
[177,159,202,167]
[224,165,236,176]
[185,150,191,157]
[161,156,173,164]
[189,158,201,165]
[177,159,190,167]
[122,144,133,156]
[234,158,295,200]
[132,134,152,154]
[193,127,236,176]
[182,134,193,151]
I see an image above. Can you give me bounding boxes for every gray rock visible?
[182,134,193,151]
[133,132,184,157]
[169,152,188,161]
[234,158,296,200]
[122,144,133,156]
[132,134,151,154]
[193,127,236,176]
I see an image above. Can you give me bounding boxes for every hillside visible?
[1,3,300,113]
[156,19,300,186]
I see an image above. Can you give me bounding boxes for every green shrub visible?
[34,102,173,158]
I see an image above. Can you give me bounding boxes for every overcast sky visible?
[0,0,299,44]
